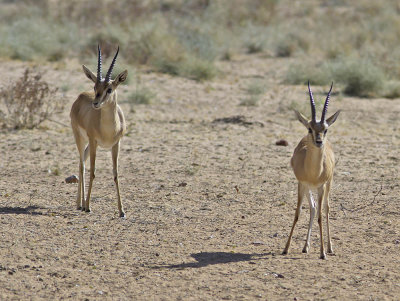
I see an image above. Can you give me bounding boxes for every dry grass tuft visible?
[0,68,64,129]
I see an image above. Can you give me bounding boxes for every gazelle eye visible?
[107,88,112,94]
[308,128,312,134]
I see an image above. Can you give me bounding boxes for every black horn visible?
[321,82,333,123]
[97,44,102,82]
[105,46,119,83]
[308,81,316,122]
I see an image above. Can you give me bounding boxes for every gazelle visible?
[70,45,128,217]
[282,82,340,259]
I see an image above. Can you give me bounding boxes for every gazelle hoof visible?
[282,249,288,255]
[85,208,91,213]
[320,253,326,260]
[302,246,309,253]
[119,212,126,218]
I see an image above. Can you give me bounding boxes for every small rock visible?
[273,273,284,278]
[178,182,187,187]
[275,139,288,146]
[65,175,79,184]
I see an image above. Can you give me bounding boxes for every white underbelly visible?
[300,181,323,191]
[97,138,118,149]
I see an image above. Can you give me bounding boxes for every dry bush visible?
[0,68,63,129]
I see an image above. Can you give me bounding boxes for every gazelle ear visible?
[294,110,309,128]
[326,110,341,126]
[113,70,128,87]
[82,65,97,83]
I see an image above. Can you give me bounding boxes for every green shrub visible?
[239,80,266,106]
[246,81,267,95]
[330,58,385,97]
[240,95,261,106]
[179,57,218,81]
[285,63,331,86]
[0,17,78,61]
[383,81,400,99]
[127,87,155,105]
[127,76,155,105]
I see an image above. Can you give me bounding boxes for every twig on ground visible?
[340,182,383,214]
[48,118,69,128]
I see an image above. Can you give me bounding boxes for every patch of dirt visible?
[0,54,399,300]
[212,115,264,127]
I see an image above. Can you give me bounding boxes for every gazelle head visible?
[295,81,340,148]
[82,45,128,110]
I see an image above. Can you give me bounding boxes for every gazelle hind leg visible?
[325,179,334,254]
[112,142,125,218]
[73,131,87,210]
[80,145,89,210]
[317,184,326,259]
[283,183,306,255]
[302,189,316,253]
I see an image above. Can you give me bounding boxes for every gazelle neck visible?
[305,136,325,177]
[99,92,118,122]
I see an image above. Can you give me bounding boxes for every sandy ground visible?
[0,54,399,300]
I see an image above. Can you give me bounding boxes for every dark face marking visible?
[308,120,329,148]
[92,81,114,109]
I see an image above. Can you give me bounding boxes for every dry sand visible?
[0,54,399,300]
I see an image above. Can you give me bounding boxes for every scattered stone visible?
[65,175,79,184]
[178,182,187,187]
[275,139,288,146]
[273,273,284,278]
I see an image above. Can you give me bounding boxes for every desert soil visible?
[0,54,399,300]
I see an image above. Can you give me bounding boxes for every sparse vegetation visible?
[331,58,385,98]
[0,1,400,96]
[285,63,331,86]
[0,68,63,129]
[286,57,387,98]
[383,81,400,99]
[127,76,156,105]
[240,80,266,106]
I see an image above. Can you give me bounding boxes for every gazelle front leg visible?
[325,179,334,254]
[302,189,316,253]
[112,141,125,218]
[85,139,97,213]
[283,182,306,255]
[78,145,90,210]
[317,184,326,259]
[77,159,84,209]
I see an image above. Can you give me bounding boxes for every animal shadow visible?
[160,251,272,269]
[0,205,43,215]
